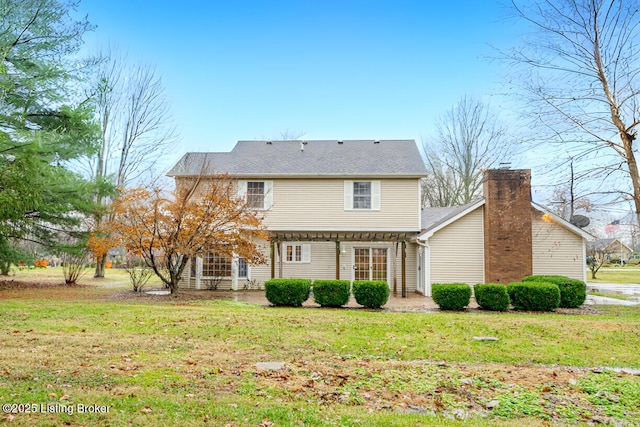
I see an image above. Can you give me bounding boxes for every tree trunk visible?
[94,253,107,278]
[626,149,640,230]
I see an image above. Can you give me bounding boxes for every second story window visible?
[344,180,380,210]
[247,181,265,209]
[238,180,273,210]
[353,181,371,209]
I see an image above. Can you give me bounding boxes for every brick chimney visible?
[483,169,532,283]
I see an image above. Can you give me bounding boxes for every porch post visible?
[392,241,398,295]
[195,257,202,290]
[231,254,239,291]
[270,240,275,279]
[278,242,283,278]
[401,240,407,298]
[335,241,340,280]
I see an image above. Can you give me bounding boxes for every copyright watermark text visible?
[3,403,110,415]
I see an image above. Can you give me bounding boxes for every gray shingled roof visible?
[420,200,484,233]
[167,139,427,178]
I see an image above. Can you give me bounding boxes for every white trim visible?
[480,207,486,285]
[425,243,431,297]
[237,180,247,199]
[371,180,380,210]
[301,244,311,263]
[417,182,422,230]
[264,180,273,210]
[582,238,587,283]
[344,181,353,210]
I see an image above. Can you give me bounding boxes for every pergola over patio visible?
[268,231,416,297]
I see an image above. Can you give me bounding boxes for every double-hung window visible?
[344,181,380,210]
[238,181,273,210]
[353,181,372,209]
[247,181,265,209]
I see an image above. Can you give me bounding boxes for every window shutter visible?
[237,180,247,199]
[372,181,380,210]
[302,244,311,263]
[264,181,273,209]
[344,181,353,210]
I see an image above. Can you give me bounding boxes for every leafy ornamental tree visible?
[506,0,640,225]
[422,95,512,207]
[90,175,268,293]
[84,48,177,278]
[0,0,99,266]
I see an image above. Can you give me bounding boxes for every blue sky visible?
[77,0,522,161]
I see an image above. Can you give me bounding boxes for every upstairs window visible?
[353,181,371,209]
[247,181,265,209]
[238,181,273,210]
[344,181,380,210]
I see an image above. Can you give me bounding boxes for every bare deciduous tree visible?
[422,95,512,207]
[505,0,640,225]
[87,49,178,277]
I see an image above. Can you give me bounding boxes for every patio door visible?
[353,247,388,282]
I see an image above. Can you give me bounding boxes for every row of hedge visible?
[432,275,587,312]
[264,278,390,309]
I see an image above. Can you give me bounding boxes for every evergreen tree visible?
[0,0,99,265]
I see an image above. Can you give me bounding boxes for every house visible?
[587,238,633,263]
[167,139,425,294]
[167,140,592,295]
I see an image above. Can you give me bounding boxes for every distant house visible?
[587,238,632,263]
[167,140,592,296]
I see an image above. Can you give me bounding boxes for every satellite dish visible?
[570,215,590,228]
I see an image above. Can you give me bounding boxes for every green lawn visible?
[588,266,640,283]
[0,272,639,426]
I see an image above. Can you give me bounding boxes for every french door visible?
[354,247,388,282]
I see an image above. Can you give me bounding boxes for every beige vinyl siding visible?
[276,242,337,280]
[532,211,585,281]
[263,178,421,231]
[428,207,484,285]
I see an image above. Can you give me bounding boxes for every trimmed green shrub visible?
[507,281,560,311]
[352,280,389,309]
[264,278,311,307]
[313,280,350,307]
[522,275,586,308]
[432,283,471,310]
[474,283,510,311]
